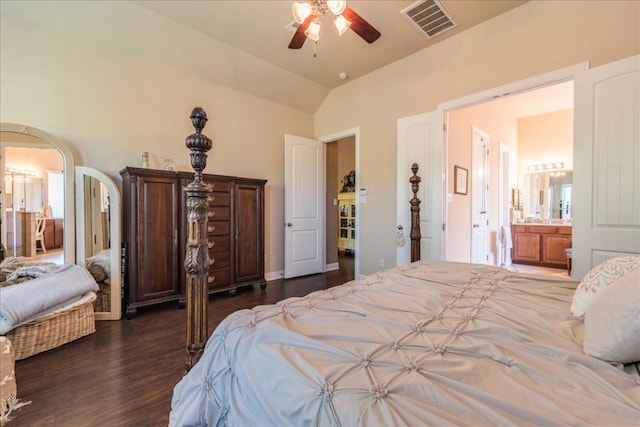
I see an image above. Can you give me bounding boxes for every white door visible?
[471,127,490,264]
[396,110,445,265]
[572,55,640,278]
[284,134,324,278]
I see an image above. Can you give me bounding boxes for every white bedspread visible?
[170,261,640,426]
[0,264,99,334]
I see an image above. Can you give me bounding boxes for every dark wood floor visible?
[10,254,354,426]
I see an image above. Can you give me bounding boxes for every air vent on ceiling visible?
[401,0,458,39]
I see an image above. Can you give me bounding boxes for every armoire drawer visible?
[207,235,230,252]
[207,206,230,221]
[207,269,230,288]
[208,192,230,207]
[209,251,230,270]
[208,221,230,236]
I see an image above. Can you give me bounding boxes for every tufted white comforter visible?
[170,261,640,426]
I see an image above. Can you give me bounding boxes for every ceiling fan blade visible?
[288,14,315,49]
[342,6,381,44]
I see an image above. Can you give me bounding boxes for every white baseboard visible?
[266,262,339,281]
[325,262,339,272]
[265,270,284,281]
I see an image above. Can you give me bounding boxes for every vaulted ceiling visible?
[1,1,528,113]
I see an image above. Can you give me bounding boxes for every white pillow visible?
[583,267,640,364]
[570,255,640,316]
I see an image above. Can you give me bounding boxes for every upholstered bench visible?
[0,336,29,423]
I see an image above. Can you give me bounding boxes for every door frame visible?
[319,127,360,279]
[439,62,588,262]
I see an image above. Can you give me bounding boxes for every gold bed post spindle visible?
[184,107,212,372]
[410,163,421,262]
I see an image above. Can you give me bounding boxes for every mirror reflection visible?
[76,166,122,320]
[82,176,112,316]
[1,145,65,262]
[522,170,572,221]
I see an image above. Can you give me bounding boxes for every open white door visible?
[572,55,640,278]
[396,110,445,265]
[284,134,324,278]
[471,127,490,264]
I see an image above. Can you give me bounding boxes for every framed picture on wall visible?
[454,166,468,195]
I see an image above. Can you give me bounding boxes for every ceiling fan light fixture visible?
[292,2,313,24]
[334,14,351,36]
[327,0,347,15]
[305,19,321,41]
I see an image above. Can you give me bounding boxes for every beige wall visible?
[3,147,64,212]
[0,13,314,276]
[315,1,640,274]
[517,110,574,179]
[446,105,519,264]
[2,1,639,277]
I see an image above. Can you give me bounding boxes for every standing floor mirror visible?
[75,166,122,320]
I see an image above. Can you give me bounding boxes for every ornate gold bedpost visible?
[409,163,421,262]
[184,107,212,372]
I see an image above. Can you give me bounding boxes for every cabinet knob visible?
[207,241,214,249]
[208,276,215,284]
[286,222,293,227]
[473,224,480,228]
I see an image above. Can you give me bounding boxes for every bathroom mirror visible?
[523,170,572,221]
[76,166,122,320]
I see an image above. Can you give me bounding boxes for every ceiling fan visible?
[288,0,381,49]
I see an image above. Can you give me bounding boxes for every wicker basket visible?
[93,282,111,313]
[5,301,96,360]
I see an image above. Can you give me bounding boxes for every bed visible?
[0,259,99,360]
[170,258,640,426]
[171,109,639,426]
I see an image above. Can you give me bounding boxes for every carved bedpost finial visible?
[184,107,212,373]
[409,163,422,263]
[185,107,212,184]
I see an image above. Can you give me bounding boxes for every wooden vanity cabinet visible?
[511,224,572,268]
[43,218,64,249]
[122,167,267,317]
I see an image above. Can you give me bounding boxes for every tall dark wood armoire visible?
[121,167,266,318]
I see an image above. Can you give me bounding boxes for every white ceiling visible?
[132,0,527,89]
[1,0,529,113]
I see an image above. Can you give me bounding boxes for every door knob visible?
[286,222,293,227]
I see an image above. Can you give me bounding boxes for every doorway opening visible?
[325,136,355,282]
[445,80,574,269]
